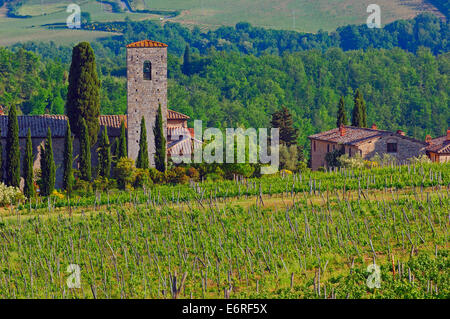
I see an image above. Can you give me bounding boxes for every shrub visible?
[73,178,93,196]
[409,154,432,165]
[149,167,165,184]
[114,157,136,190]
[93,176,117,192]
[338,154,365,169]
[0,183,25,206]
[186,167,200,182]
[134,169,152,188]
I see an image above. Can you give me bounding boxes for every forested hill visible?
[15,13,449,69]
[1,45,448,152]
[1,13,448,154]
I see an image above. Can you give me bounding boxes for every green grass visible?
[0,0,154,46]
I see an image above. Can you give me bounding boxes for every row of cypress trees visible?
[336,89,367,128]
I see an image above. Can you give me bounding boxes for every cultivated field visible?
[0,0,444,46]
[0,163,448,298]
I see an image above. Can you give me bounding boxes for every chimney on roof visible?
[425,135,432,144]
[371,124,377,130]
[447,129,450,141]
[339,124,346,136]
[396,130,405,136]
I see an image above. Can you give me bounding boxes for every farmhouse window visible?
[143,61,152,80]
[387,142,397,153]
[313,141,316,152]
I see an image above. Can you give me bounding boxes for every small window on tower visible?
[143,61,151,80]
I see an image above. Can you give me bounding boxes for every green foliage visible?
[182,44,191,76]
[0,129,3,183]
[352,89,367,128]
[325,148,345,168]
[39,127,55,196]
[114,157,135,190]
[116,120,127,160]
[66,42,100,144]
[136,116,149,169]
[5,105,20,187]
[154,104,166,172]
[271,107,298,146]
[98,126,112,177]
[0,182,25,206]
[134,168,152,188]
[23,128,34,198]
[336,96,348,127]
[79,118,92,181]
[63,121,74,193]
[279,144,298,171]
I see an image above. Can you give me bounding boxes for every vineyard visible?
[0,163,448,298]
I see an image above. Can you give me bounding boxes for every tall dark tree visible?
[116,120,127,160]
[23,129,34,198]
[63,121,74,193]
[39,127,56,196]
[136,116,149,169]
[270,107,298,146]
[336,96,348,127]
[0,128,3,183]
[5,105,20,187]
[154,104,166,172]
[65,42,100,144]
[79,118,92,181]
[182,44,191,76]
[98,126,112,177]
[352,89,367,127]
[354,89,367,127]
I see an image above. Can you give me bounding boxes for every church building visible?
[0,40,194,188]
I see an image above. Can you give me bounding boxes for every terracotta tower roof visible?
[126,40,168,48]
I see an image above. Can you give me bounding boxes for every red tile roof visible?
[168,109,190,120]
[426,136,450,154]
[308,126,426,146]
[0,109,188,138]
[126,40,168,48]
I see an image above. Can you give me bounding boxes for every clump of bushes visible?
[0,183,25,206]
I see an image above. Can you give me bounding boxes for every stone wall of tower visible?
[127,47,167,166]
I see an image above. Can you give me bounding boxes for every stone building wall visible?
[127,46,167,166]
[358,135,426,162]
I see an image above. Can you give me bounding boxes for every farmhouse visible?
[308,124,429,170]
[426,130,450,163]
[0,40,195,188]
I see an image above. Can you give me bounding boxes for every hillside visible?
[0,0,446,46]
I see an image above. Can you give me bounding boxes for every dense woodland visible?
[0,14,449,155]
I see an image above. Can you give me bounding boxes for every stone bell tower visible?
[126,40,168,166]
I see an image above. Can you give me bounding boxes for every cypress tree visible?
[336,96,348,127]
[0,128,3,183]
[40,127,56,197]
[5,105,20,187]
[63,121,74,193]
[79,118,92,181]
[352,89,367,127]
[182,44,191,76]
[270,107,298,146]
[23,129,34,198]
[66,42,100,144]
[117,120,127,159]
[98,126,112,177]
[154,104,166,172]
[354,89,367,127]
[136,116,149,169]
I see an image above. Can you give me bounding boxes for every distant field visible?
[0,0,444,46]
[0,0,154,46]
[141,0,444,31]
